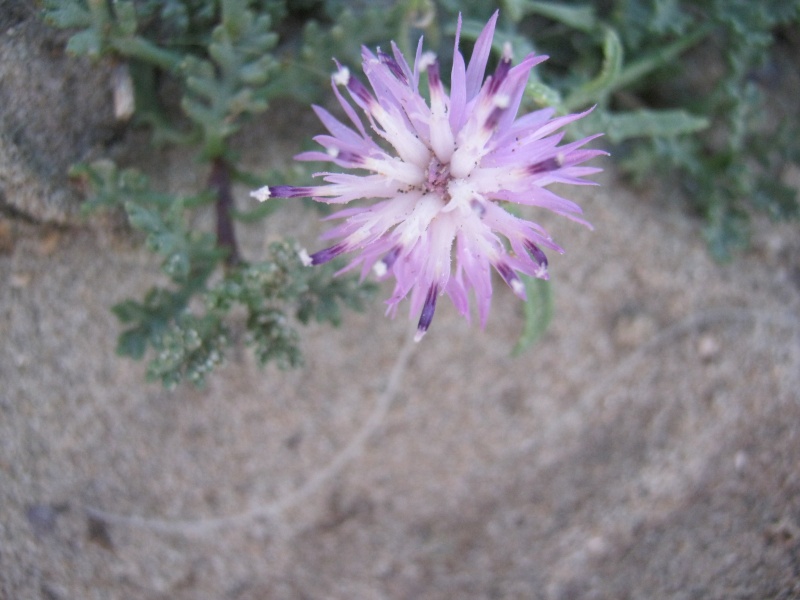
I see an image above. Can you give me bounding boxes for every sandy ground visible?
[2,140,799,599]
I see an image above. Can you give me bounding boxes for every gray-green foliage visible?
[71,160,375,388]
[455,0,799,351]
[42,0,800,369]
[479,0,797,356]
[500,0,800,261]
[43,0,395,386]
[448,0,798,270]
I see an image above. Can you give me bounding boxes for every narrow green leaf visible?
[573,109,709,144]
[563,26,624,110]
[185,74,220,102]
[503,0,528,23]
[524,80,563,110]
[516,1,597,32]
[42,1,92,29]
[240,58,274,86]
[65,29,102,58]
[612,23,713,92]
[221,0,248,38]
[114,1,138,37]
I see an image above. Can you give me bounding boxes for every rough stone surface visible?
[0,1,117,224]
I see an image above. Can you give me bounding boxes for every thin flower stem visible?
[209,158,241,267]
[82,329,418,536]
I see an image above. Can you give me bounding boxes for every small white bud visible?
[372,261,388,278]
[298,248,313,266]
[418,52,437,73]
[493,94,510,109]
[333,66,350,86]
[250,186,271,202]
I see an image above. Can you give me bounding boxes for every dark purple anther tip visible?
[484,106,504,131]
[427,60,441,88]
[528,157,561,175]
[487,56,512,95]
[336,150,364,166]
[383,246,401,270]
[310,242,348,265]
[379,49,408,83]
[347,75,373,106]
[524,240,548,268]
[270,185,314,198]
[495,262,526,298]
[414,284,439,341]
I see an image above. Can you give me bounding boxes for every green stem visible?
[111,37,184,73]
[612,24,714,92]
[563,26,623,111]
[564,24,714,112]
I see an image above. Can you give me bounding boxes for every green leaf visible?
[503,0,529,23]
[111,299,145,324]
[124,202,163,234]
[65,29,102,58]
[42,0,92,29]
[513,276,553,356]
[611,24,713,92]
[524,79,563,110]
[114,1,139,37]
[117,328,148,359]
[574,109,709,144]
[703,202,750,262]
[563,26,624,110]
[239,58,274,86]
[514,1,597,32]
[751,177,800,221]
[162,251,191,282]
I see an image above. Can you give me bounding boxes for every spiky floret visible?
[252,11,606,340]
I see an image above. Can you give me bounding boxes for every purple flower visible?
[252,11,606,341]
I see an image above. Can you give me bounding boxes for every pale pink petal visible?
[465,10,499,99]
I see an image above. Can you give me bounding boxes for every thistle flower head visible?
[253,11,606,341]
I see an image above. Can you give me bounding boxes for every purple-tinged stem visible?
[209,157,241,267]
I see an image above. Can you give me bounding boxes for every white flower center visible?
[423,157,452,201]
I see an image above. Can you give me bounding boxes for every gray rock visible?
[0,1,117,224]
